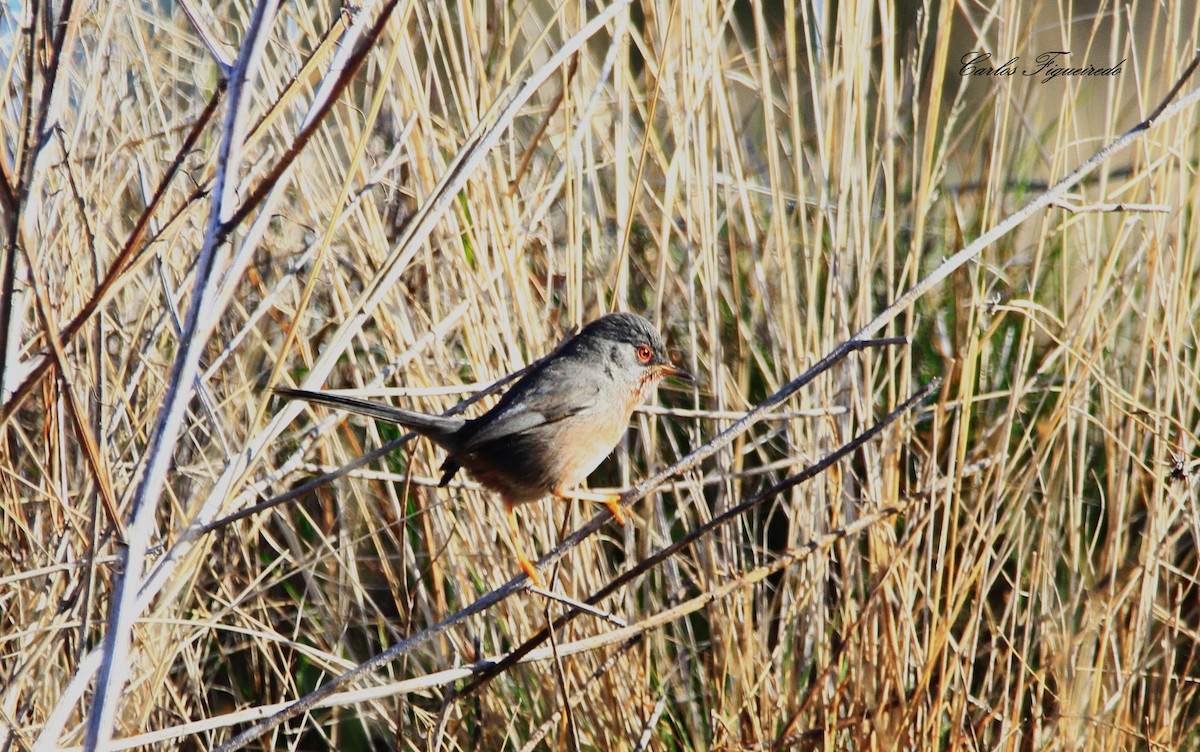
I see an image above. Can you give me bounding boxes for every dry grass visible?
[3,0,1200,749]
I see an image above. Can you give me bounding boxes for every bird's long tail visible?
[274,387,465,449]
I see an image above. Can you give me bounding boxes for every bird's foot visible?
[554,488,627,526]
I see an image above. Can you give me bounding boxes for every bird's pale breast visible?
[549,403,633,490]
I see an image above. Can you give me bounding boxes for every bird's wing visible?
[457,374,601,451]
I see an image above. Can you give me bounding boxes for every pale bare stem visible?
[528,586,630,628]
[178,0,236,70]
[46,3,282,750]
[1048,199,1171,213]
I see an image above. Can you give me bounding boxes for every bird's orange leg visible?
[505,501,545,588]
[554,487,627,526]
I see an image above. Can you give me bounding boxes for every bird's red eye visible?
[636,344,653,363]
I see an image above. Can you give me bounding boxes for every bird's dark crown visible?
[564,312,675,370]
[576,312,664,349]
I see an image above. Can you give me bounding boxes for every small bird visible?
[276,312,691,585]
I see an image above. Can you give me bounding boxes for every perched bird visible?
[276,312,691,585]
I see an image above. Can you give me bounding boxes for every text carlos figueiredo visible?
[960,51,1124,84]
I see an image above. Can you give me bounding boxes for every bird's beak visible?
[658,364,694,382]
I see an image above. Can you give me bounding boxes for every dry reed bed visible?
[2,0,1199,749]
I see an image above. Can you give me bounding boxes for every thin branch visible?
[1049,199,1170,214]
[178,0,236,70]
[0,0,81,393]
[0,0,39,399]
[22,241,124,539]
[529,586,629,628]
[78,2,281,749]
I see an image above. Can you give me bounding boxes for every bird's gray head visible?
[568,312,691,385]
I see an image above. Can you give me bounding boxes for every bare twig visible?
[0,0,81,395]
[1049,200,1170,214]
[76,3,282,749]
[0,0,39,400]
[529,586,629,629]
[178,0,236,70]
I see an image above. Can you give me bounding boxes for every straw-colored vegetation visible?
[3,0,1199,749]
